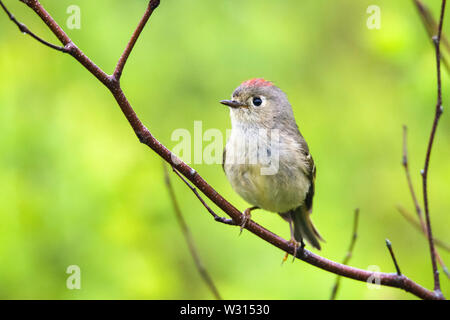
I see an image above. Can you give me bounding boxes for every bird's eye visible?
[252,97,262,106]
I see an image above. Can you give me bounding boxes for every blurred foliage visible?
[0,0,449,299]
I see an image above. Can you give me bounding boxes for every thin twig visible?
[385,239,402,276]
[413,0,450,72]
[396,206,450,278]
[330,209,360,300]
[421,0,446,295]
[413,0,450,52]
[396,205,450,252]
[0,0,445,300]
[113,0,159,80]
[0,1,67,52]
[401,126,450,278]
[171,168,236,226]
[402,126,425,227]
[163,163,222,300]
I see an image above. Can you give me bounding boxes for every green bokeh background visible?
[0,0,449,299]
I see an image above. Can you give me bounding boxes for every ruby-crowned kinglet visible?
[220,78,323,251]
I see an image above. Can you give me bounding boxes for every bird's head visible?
[220,78,294,128]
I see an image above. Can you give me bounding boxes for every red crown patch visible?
[241,78,273,87]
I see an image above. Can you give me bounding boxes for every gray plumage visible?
[221,78,323,250]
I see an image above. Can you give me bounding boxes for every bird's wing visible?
[294,127,316,213]
[222,146,226,172]
[304,152,316,214]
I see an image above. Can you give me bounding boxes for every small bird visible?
[220,78,323,253]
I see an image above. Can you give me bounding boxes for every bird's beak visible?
[220,100,247,109]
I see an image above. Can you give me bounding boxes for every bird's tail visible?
[292,206,324,250]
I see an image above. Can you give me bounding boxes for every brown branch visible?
[420,0,446,296]
[330,209,360,300]
[1,0,445,300]
[385,239,402,276]
[163,163,222,300]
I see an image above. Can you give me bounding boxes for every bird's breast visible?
[224,127,310,213]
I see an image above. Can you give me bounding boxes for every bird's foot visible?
[239,206,258,235]
[282,238,305,264]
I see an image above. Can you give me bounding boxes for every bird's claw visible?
[282,239,304,264]
[239,208,252,235]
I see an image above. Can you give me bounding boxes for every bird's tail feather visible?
[292,206,324,250]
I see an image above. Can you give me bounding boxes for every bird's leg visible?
[282,220,303,263]
[239,206,259,235]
